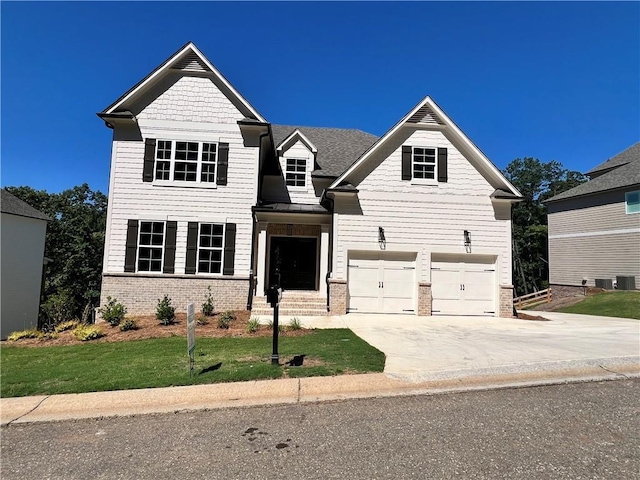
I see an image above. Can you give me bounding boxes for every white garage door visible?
[431,254,496,316]
[348,252,416,314]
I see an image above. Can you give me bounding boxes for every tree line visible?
[6,159,584,323]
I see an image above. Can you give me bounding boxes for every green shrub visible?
[99,297,127,326]
[119,318,138,331]
[246,318,260,333]
[267,319,274,330]
[217,310,235,329]
[288,317,302,331]
[156,295,176,325]
[197,315,210,326]
[41,289,74,327]
[72,325,104,341]
[7,329,41,341]
[54,320,80,333]
[278,324,286,334]
[201,286,215,316]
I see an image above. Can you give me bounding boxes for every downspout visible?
[321,189,335,312]
[247,128,272,311]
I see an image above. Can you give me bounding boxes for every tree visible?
[5,184,107,322]
[502,158,587,296]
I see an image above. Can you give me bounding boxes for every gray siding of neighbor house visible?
[0,213,47,339]
[547,188,640,287]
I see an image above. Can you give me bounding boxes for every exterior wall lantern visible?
[464,230,471,252]
[378,226,386,250]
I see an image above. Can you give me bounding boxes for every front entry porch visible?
[253,213,331,302]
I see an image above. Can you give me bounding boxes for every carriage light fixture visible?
[464,230,471,247]
[378,227,386,249]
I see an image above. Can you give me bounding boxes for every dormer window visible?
[286,158,306,187]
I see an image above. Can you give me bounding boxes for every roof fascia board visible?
[103,42,266,122]
[276,129,318,153]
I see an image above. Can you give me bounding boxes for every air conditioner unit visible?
[616,276,636,291]
[595,278,613,289]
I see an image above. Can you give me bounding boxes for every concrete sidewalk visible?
[2,311,638,426]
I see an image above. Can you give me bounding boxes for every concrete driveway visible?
[301,312,640,382]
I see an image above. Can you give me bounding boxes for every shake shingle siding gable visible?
[271,125,378,178]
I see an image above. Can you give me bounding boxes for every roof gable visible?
[101,42,265,122]
[1,190,50,221]
[328,96,522,198]
[276,129,318,155]
[271,125,377,178]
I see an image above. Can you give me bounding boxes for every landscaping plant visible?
[201,286,215,316]
[119,318,138,331]
[217,310,235,329]
[289,317,302,331]
[72,325,104,341]
[156,295,176,325]
[54,320,80,333]
[99,296,127,326]
[246,318,260,333]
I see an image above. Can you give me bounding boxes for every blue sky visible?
[2,1,638,194]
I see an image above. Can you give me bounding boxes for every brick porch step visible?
[251,290,328,317]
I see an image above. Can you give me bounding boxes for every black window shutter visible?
[217,142,229,185]
[401,146,412,180]
[438,148,448,183]
[185,222,199,275]
[163,221,177,274]
[124,220,139,273]
[143,138,156,182]
[223,223,236,276]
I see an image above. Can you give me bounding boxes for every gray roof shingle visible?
[586,142,640,176]
[271,125,378,178]
[546,143,640,202]
[1,189,50,221]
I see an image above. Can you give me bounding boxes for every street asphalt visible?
[1,311,638,425]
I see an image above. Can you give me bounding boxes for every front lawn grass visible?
[0,329,385,398]
[557,290,640,319]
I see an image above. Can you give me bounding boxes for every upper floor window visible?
[138,221,165,272]
[626,191,640,214]
[412,147,437,180]
[285,158,306,187]
[154,140,217,183]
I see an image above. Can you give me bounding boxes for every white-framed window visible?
[285,158,306,187]
[412,147,437,180]
[137,221,165,272]
[626,190,640,214]
[198,223,224,274]
[154,140,217,184]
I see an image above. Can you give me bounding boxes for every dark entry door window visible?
[269,237,317,290]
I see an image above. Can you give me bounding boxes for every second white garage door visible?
[348,252,416,314]
[431,254,497,316]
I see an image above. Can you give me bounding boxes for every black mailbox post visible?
[267,283,282,365]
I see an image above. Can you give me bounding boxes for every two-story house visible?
[98,42,522,318]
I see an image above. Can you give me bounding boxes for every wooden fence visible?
[514,288,552,309]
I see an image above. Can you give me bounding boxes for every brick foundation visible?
[418,282,432,316]
[100,274,250,317]
[499,284,515,318]
[328,279,347,315]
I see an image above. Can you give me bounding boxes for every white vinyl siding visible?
[332,128,512,288]
[103,72,258,276]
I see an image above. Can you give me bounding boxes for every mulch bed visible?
[3,311,311,347]
[516,312,550,321]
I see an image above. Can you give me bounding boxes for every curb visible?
[2,361,638,426]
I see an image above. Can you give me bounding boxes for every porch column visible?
[256,222,267,296]
[319,225,330,295]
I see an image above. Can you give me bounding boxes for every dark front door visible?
[269,237,318,290]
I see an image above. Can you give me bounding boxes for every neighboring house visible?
[1,189,50,339]
[546,143,640,289]
[98,42,522,318]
